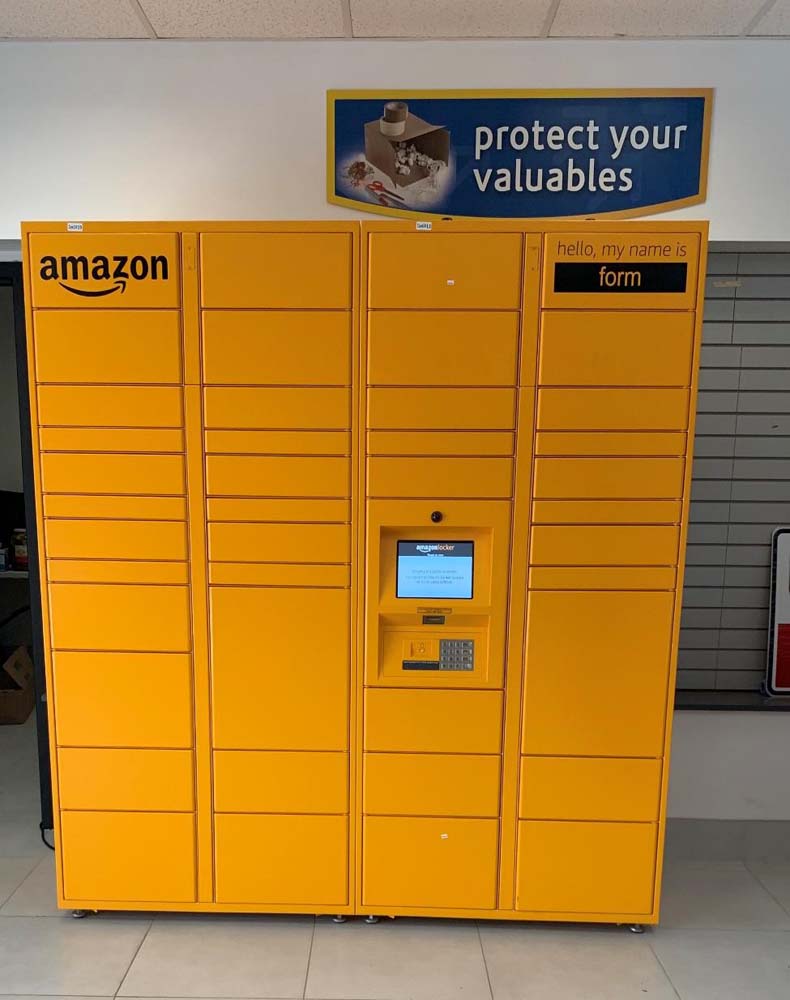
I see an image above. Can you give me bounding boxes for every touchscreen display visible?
[396,541,474,600]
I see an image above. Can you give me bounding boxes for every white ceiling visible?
[0,0,788,40]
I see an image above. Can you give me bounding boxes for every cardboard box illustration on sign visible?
[364,101,451,189]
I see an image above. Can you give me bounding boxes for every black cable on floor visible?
[40,823,55,850]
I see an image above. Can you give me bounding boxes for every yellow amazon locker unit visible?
[21,218,707,926]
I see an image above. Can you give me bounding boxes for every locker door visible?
[210,587,349,750]
[522,590,674,757]
[516,821,656,914]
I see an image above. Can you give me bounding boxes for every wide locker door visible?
[364,817,499,910]
[61,812,196,903]
[201,226,355,909]
[516,821,657,915]
[215,815,348,905]
[27,229,197,906]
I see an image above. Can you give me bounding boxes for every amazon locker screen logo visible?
[396,540,474,600]
[38,252,170,298]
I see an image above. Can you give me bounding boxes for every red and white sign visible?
[767,528,790,695]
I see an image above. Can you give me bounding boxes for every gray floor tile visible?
[306,918,490,1000]
[0,784,41,819]
[0,716,42,818]
[660,861,790,929]
[664,819,747,863]
[0,856,39,907]
[118,915,314,998]
[745,823,790,864]
[0,853,60,916]
[0,815,49,859]
[480,922,676,1000]
[0,914,150,995]
[663,861,748,871]
[747,864,790,916]
[651,929,790,999]
[0,715,47,861]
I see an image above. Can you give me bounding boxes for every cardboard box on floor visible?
[0,646,35,724]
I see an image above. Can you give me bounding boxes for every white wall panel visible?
[0,39,789,239]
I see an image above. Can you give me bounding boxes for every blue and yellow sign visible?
[327,89,712,220]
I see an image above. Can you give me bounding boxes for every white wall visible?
[0,285,23,492]
[0,38,789,240]
[1,36,789,819]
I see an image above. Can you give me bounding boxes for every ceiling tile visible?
[550,0,766,36]
[139,0,346,38]
[750,0,790,34]
[350,0,554,37]
[0,0,149,38]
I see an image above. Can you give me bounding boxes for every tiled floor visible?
[2,717,789,999]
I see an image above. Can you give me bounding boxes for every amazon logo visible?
[39,253,170,297]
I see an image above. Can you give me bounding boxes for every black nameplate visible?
[554,262,688,294]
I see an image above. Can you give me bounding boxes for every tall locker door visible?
[27,229,197,905]
[201,228,355,909]
[517,229,705,920]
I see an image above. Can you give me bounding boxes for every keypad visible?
[438,638,474,671]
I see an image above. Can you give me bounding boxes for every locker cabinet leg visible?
[332,914,347,923]
[627,923,646,934]
[365,914,380,924]
[71,909,89,919]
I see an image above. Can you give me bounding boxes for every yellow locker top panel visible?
[201,233,353,309]
[367,232,523,309]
